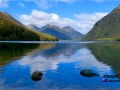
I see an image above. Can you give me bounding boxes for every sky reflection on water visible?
[0,42,120,90]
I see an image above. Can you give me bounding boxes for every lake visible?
[0,41,120,90]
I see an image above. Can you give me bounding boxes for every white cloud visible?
[19,3,25,7]
[0,0,9,8]
[0,0,26,8]
[22,0,77,9]
[0,0,118,9]
[55,0,77,3]
[20,10,108,34]
[91,0,105,2]
[31,0,53,9]
[91,0,120,2]
[20,9,75,28]
[74,12,108,34]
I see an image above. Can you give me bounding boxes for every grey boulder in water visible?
[80,69,99,77]
[31,71,43,81]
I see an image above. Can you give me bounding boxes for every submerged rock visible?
[31,71,43,81]
[80,69,99,77]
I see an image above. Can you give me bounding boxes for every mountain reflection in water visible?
[0,43,55,67]
[86,42,120,74]
[0,42,120,90]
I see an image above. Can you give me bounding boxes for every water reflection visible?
[0,43,55,67]
[18,43,112,76]
[0,42,120,89]
[32,43,84,58]
[86,42,120,74]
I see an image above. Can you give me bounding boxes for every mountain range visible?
[83,6,120,41]
[2,6,120,41]
[62,26,83,40]
[0,12,58,41]
[28,24,83,40]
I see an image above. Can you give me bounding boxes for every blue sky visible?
[0,0,120,34]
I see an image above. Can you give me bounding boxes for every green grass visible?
[89,37,120,41]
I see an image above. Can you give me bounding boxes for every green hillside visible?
[83,6,120,41]
[0,12,58,41]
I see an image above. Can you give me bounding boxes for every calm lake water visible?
[0,41,120,90]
